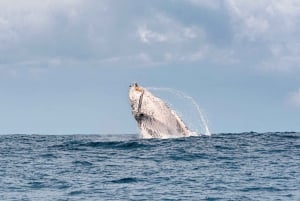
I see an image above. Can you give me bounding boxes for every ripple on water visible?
[0,133,299,201]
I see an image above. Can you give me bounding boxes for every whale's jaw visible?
[128,83,196,139]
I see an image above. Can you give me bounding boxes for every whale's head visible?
[128,83,144,114]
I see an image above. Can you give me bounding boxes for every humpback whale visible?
[128,83,197,138]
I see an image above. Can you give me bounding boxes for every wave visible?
[50,139,155,151]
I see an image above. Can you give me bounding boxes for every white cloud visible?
[225,0,300,72]
[288,89,300,107]
[137,14,203,44]
[226,0,300,37]
[0,0,111,68]
[226,1,272,41]
[0,17,17,47]
[138,26,167,43]
[135,13,212,64]
[1,0,300,74]
[0,0,84,31]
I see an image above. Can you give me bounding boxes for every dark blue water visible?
[0,132,299,201]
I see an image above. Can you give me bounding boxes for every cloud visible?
[1,0,300,75]
[226,0,300,41]
[138,27,167,43]
[226,0,300,71]
[137,13,202,44]
[135,13,210,64]
[0,0,163,72]
[287,88,300,107]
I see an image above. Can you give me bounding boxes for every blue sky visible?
[1,0,300,134]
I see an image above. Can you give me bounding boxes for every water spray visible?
[147,87,211,136]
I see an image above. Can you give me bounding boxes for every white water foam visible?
[147,87,211,136]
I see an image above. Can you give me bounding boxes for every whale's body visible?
[128,83,196,138]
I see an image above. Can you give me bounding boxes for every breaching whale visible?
[128,83,197,138]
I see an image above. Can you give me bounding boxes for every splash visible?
[147,87,211,136]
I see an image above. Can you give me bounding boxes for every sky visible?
[0,0,300,134]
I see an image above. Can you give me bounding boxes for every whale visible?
[128,83,197,138]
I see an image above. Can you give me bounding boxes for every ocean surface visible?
[0,132,299,201]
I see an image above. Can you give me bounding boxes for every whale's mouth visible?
[130,82,144,93]
[135,86,143,92]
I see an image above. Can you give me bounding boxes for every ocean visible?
[0,132,299,201]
